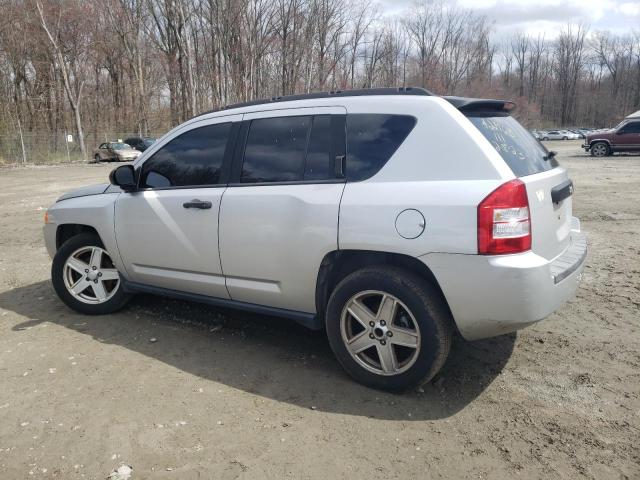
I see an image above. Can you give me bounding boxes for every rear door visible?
[467,114,572,260]
[114,115,241,297]
[218,107,346,313]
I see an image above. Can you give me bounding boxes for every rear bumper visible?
[420,217,587,340]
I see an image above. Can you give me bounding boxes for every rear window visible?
[346,114,416,181]
[467,114,558,177]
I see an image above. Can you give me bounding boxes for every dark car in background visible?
[124,137,156,152]
[583,113,640,157]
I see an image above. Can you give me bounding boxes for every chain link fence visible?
[0,131,165,165]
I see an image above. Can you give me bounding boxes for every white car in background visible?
[541,130,580,141]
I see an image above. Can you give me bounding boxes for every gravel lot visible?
[0,140,638,479]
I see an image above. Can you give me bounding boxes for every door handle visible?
[183,199,212,209]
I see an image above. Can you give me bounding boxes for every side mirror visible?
[109,165,137,192]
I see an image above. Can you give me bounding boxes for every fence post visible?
[17,117,27,164]
[64,131,71,163]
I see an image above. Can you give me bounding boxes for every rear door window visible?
[241,116,310,183]
[467,114,558,177]
[304,115,333,180]
[240,115,334,183]
[346,114,416,181]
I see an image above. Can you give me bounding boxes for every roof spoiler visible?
[444,96,516,113]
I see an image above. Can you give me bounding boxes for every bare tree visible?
[511,33,529,97]
[554,24,588,125]
[2,0,640,165]
[35,0,90,159]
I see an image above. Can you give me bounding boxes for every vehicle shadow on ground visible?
[1,281,516,421]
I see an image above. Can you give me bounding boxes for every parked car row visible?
[528,111,640,156]
[530,129,592,140]
[92,137,156,163]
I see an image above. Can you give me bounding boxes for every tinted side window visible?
[304,115,332,180]
[140,123,231,188]
[346,114,417,181]
[241,116,311,183]
[620,122,640,134]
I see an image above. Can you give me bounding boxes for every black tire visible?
[542,137,549,141]
[94,154,101,163]
[562,136,568,140]
[590,141,610,157]
[325,266,453,391]
[52,233,131,315]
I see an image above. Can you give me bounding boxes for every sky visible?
[380,0,640,39]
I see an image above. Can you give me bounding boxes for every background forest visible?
[1,0,639,162]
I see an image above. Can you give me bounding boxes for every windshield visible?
[467,114,559,177]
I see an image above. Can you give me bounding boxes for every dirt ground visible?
[0,140,638,479]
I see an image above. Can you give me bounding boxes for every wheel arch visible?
[316,250,454,327]
[589,138,612,147]
[56,224,101,250]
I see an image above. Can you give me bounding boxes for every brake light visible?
[478,179,531,255]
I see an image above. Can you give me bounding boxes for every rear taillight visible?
[478,179,531,255]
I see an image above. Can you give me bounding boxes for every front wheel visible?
[52,233,131,315]
[94,154,101,163]
[590,142,610,157]
[326,266,453,391]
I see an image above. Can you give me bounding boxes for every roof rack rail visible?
[196,87,433,118]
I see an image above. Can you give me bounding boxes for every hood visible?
[57,183,114,202]
[587,128,614,139]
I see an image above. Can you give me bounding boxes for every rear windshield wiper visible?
[543,150,557,161]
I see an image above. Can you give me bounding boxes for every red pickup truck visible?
[584,111,640,157]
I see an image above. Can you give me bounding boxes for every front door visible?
[614,121,640,151]
[97,143,109,160]
[114,115,241,298]
[219,107,346,313]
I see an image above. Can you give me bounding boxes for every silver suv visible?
[44,88,587,391]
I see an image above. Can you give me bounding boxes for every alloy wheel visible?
[63,246,120,304]
[592,143,608,157]
[340,290,421,376]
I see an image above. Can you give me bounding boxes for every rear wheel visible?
[52,233,131,315]
[591,142,610,157]
[326,266,453,391]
